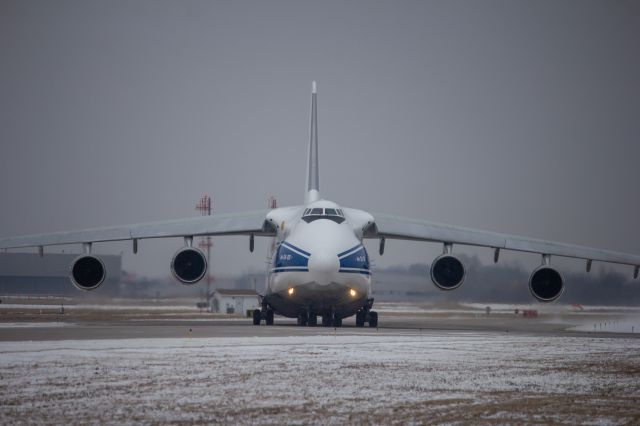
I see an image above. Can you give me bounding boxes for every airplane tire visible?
[252,309,261,325]
[355,311,365,327]
[332,317,342,327]
[297,312,308,326]
[308,314,317,327]
[368,311,378,328]
[321,312,332,327]
[266,309,274,325]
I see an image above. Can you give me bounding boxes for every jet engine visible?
[171,247,207,284]
[529,266,564,302]
[70,255,106,290]
[430,254,466,290]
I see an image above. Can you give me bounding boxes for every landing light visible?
[288,287,294,296]
[349,289,357,297]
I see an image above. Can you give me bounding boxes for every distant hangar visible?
[0,253,122,295]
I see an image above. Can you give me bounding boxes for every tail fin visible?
[305,81,320,204]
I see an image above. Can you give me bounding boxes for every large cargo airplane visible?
[1,82,639,327]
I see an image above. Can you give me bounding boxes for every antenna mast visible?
[195,194,214,307]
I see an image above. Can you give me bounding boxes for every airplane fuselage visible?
[265,200,372,319]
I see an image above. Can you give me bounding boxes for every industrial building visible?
[0,253,122,295]
[210,289,260,315]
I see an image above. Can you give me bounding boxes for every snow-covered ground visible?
[571,317,640,334]
[1,332,639,425]
[0,322,74,328]
[375,301,640,315]
[0,303,197,311]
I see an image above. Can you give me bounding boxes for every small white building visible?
[210,289,260,315]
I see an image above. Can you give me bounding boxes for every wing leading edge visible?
[368,212,640,268]
[0,210,276,250]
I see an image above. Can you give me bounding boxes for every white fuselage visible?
[264,200,373,318]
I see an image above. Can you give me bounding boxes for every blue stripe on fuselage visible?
[270,267,309,273]
[338,269,371,275]
[282,241,311,257]
[274,242,310,269]
[337,244,361,258]
[338,245,369,271]
[269,242,370,276]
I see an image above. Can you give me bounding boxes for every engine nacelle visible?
[529,266,564,302]
[430,254,466,290]
[70,255,106,291]
[171,247,207,284]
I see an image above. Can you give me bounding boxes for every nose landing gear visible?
[308,313,318,326]
[321,310,333,327]
[320,310,343,327]
[297,308,319,326]
[297,312,308,326]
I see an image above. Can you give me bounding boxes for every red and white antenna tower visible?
[195,195,214,303]
[268,195,278,255]
[268,195,277,210]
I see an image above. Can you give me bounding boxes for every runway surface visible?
[1,299,639,341]
[1,315,638,341]
[1,299,639,424]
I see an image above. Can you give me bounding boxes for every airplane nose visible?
[308,250,340,277]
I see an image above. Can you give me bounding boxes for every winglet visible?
[305,81,320,204]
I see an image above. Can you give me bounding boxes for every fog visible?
[45,253,637,306]
[1,1,639,284]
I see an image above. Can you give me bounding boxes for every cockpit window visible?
[302,207,345,224]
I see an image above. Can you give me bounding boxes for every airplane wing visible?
[0,210,276,250]
[367,212,640,268]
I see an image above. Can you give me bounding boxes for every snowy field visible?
[0,303,199,311]
[0,322,74,329]
[375,301,640,315]
[571,318,640,334]
[1,332,640,425]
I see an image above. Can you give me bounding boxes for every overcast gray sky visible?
[1,0,639,279]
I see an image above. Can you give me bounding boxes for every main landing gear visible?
[253,301,378,328]
[355,310,378,327]
[355,299,378,328]
[253,308,274,325]
[253,300,275,326]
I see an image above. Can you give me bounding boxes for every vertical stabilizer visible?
[305,81,320,204]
